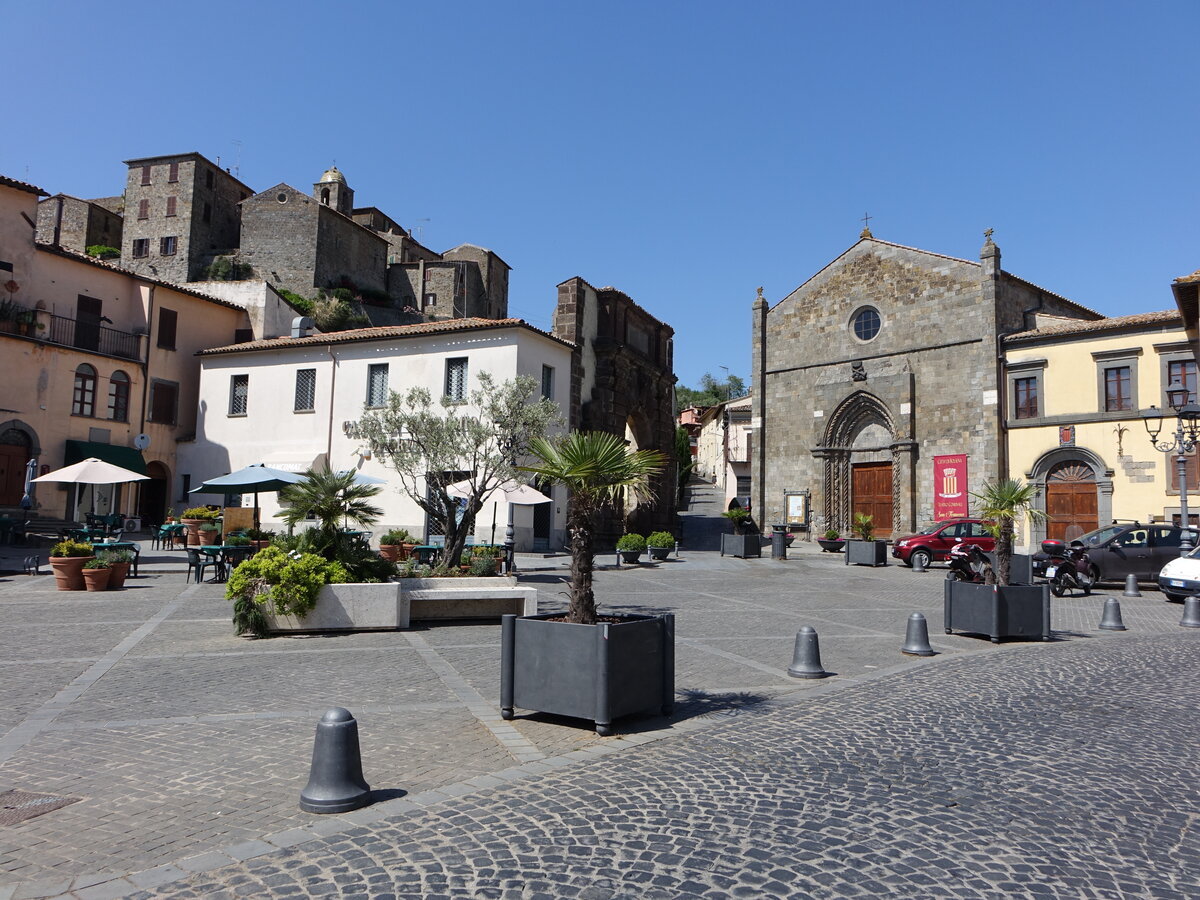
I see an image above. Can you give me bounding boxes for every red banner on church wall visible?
[933,454,969,520]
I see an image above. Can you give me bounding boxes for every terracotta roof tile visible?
[1005,309,1181,342]
[198,317,575,355]
[1175,269,1200,284]
[0,174,48,196]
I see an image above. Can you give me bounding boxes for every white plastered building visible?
[178,317,574,551]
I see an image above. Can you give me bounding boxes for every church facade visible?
[751,231,1100,538]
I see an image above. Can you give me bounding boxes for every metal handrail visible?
[45,314,140,360]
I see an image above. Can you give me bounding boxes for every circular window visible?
[276,192,288,203]
[852,307,881,342]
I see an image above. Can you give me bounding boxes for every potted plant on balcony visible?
[945,478,1051,643]
[647,531,674,561]
[617,532,646,564]
[720,506,761,558]
[503,431,672,736]
[49,539,95,591]
[97,548,134,590]
[817,528,845,553]
[81,558,112,592]
[845,513,888,566]
[379,528,414,562]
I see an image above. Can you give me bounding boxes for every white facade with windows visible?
[179,318,574,550]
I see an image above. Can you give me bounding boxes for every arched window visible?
[73,365,97,417]
[108,370,130,422]
[321,188,330,205]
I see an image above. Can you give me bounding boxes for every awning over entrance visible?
[261,451,328,474]
[64,440,148,475]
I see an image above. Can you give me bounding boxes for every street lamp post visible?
[1143,377,1200,555]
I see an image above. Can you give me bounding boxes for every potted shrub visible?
[616,532,646,564]
[945,478,1051,643]
[504,431,672,736]
[817,528,845,552]
[720,507,760,558]
[647,531,674,561]
[181,506,219,546]
[81,558,112,592]
[470,544,503,574]
[97,549,134,590]
[845,513,888,566]
[245,527,276,552]
[50,539,96,591]
[198,521,221,544]
[379,528,414,563]
[49,542,94,592]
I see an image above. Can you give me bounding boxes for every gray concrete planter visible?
[265,582,408,633]
[264,577,536,633]
[943,579,1051,643]
[721,533,761,558]
[845,539,888,566]
[500,612,675,736]
[405,576,536,621]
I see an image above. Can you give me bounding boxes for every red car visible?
[891,518,995,569]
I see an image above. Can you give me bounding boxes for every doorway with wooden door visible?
[1045,462,1098,541]
[852,461,894,538]
[0,428,33,507]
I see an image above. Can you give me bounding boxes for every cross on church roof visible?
[860,212,874,240]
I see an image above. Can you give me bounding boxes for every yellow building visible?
[1003,308,1195,548]
[1,174,250,525]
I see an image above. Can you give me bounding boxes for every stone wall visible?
[239,186,321,297]
[36,196,123,253]
[312,205,387,295]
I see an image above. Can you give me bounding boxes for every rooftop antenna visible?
[232,140,242,179]
[414,218,431,241]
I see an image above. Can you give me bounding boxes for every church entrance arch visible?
[819,392,901,538]
[1028,447,1112,545]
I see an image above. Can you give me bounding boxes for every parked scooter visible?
[946,542,993,583]
[1039,539,1094,597]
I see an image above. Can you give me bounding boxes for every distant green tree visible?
[676,371,748,408]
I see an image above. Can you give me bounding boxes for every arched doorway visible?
[0,426,34,507]
[818,392,905,538]
[1045,462,1098,541]
[1028,447,1112,545]
[138,461,171,525]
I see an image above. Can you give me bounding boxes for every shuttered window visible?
[445,357,467,402]
[166,196,176,217]
[229,374,249,416]
[137,199,149,220]
[168,161,179,183]
[295,369,316,412]
[149,381,178,424]
[108,371,130,422]
[157,308,177,350]
[366,364,388,408]
[141,165,151,185]
[160,236,177,256]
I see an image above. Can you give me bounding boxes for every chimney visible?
[291,316,314,339]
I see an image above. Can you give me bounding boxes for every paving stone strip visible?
[0,585,200,769]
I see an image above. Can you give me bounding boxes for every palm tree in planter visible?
[502,431,671,735]
[845,512,887,566]
[945,478,1052,642]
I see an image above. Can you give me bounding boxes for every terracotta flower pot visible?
[182,518,207,546]
[107,561,131,590]
[82,567,111,592]
[50,556,94,591]
[379,544,401,563]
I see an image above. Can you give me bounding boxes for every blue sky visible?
[6,1,1197,389]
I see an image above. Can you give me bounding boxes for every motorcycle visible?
[1040,539,1094,597]
[946,542,993,583]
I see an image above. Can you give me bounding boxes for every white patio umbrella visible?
[335,470,387,486]
[33,457,149,517]
[446,478,552,544]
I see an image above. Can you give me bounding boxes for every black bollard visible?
[1098,597,1127,631]
[787,626,829,679]
[901,612,935,655]
[1181,596,1200,629]
[1123,574,1141,598]
[299,707,372,814]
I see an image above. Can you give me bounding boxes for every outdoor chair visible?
[186,548,216,584]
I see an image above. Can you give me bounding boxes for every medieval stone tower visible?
[314,166,353,217]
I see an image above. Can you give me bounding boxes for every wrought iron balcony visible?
[0,302,141,361]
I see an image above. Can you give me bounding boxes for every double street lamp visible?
[1144,377,1200,555]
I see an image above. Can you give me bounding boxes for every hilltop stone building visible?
[751,230,1100,538]
[553,277,676,541]
[36,154,509,329]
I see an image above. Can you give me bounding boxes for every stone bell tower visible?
[314,166,354,216]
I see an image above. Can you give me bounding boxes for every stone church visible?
[751,230,1100,538]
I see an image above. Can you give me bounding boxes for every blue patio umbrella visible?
[190,463,304,529]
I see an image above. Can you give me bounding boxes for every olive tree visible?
[347,373,562,566]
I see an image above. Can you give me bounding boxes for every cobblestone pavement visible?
[0,489,1196,898]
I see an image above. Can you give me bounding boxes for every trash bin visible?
[771,524,789,560]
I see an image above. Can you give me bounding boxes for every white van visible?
[1157,547,1200,601]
